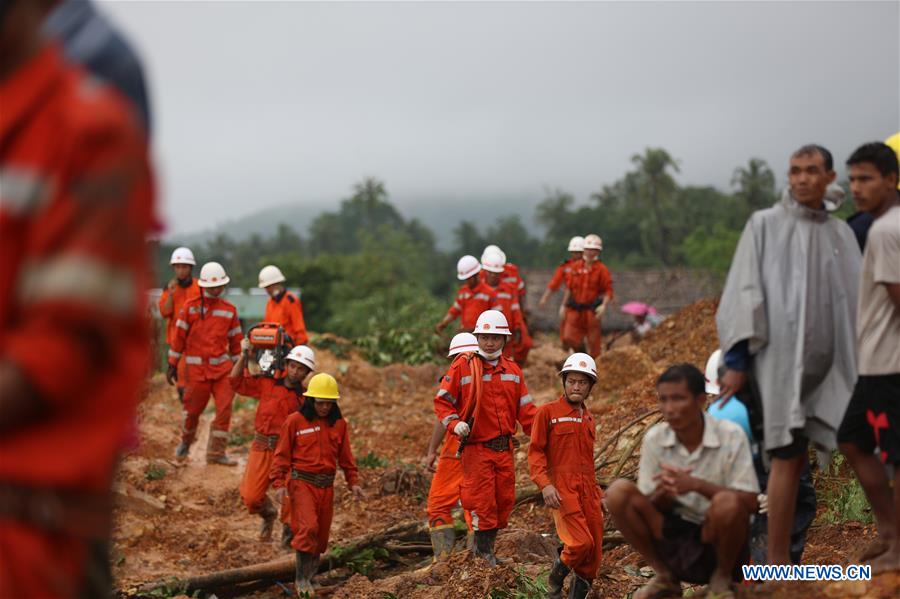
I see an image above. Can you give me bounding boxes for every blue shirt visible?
[708,397,753,441]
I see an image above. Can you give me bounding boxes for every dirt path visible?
[115,301,898,598]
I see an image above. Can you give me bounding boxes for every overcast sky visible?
[98,1,900,238]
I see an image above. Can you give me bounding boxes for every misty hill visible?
[168,193,545,250]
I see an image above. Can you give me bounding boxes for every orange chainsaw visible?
[247,322,294,376]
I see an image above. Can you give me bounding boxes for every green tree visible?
[732,158,776,214]
[626,148,681,265]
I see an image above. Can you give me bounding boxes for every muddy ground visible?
[115,299,898,598]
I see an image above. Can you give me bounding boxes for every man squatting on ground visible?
[528,353,604,599]
[606,364,759,599]
[434,309,537,565]
[231,342,316,546]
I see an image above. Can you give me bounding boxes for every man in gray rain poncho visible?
[716,144,861,565]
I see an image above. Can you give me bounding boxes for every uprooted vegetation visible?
[116,299,895,598]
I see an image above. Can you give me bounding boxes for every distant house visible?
[147,288,301,326]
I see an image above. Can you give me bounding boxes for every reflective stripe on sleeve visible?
[442,414,459,428]
[211,309,234,319]
[500,373,520,383]
[227,326,242,337]
[209,354,231,365]
[18,254,137,314]
[519,394,533,406]
[168,349,182,359]
[176,319,189,330]
[436,388,457,405]
[185,356,202,365]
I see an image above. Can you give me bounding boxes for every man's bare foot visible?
[852,536,891,563]
[869,548,900,574]
[633,574,681,599]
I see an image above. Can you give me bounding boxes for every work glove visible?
[758,493,768,514]
[240,338,252,353]
[166,364,178,386]
[453,421,471,438]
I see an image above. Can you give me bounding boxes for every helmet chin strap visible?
[478,347,503,360]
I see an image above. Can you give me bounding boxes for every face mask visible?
[478,347,503,360]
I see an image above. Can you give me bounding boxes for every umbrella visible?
[621,301,656,316]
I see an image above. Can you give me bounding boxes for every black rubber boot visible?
[567,574,591,599]
[258,497,278,541]
[473,529,498,567]
[548,557,571,599]
[295,551,316,597]
[281,523,294,550]
[429,527,456,561]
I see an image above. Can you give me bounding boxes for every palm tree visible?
[731,158,776,213]
[629,148,680,265]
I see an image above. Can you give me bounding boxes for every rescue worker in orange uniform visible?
[231,343,315,543]
[539,236,584,345]
[529,353,604,599]
[481,247,532,364]
[560,234,613,357]
[435,255,499,334]
[168,261,243,465]
[259,264,309,345]
[158,246,201,404]
[423,332,479,559]
[482,244,527,311]
[434,310,536,565]
[271,373,365,597]
[0,0,156,594]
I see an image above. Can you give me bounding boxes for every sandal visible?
[633,575,682,599]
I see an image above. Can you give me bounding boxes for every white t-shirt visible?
[857,204,900,375]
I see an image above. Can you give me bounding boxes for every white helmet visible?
[169,246,196,266]
[198,262,229,288]
[559,352,598,382]
[456,255,482,280]
[480,247,506,274]
[286,345,316,370]
[583,234,603,251]
[705,349,723,394]
[448,332,478,357]
[567,236,585,252]
[258,265,286,288]
[474,310,512,336]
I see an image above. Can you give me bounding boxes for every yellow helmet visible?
[303,373,340,400]
[885,132,900,190]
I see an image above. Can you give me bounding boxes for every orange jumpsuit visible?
[0,45,155,598]
[169,295,243,443]
[490,282,532,363]
[434,356,535,531]
[562,260,613,357]
[270,409,359,554]
[230,373,305,523]
[158,278,201,390]
[445,282,499,331]
[264,290,308,345]
[547,258,578,343]
[528,397,604,581]
[427,431,474,530]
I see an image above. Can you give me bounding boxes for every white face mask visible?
[478,347,503,360]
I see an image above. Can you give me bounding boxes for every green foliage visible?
[488,568,549,599]
[358,451,390,469]
[327,544,389,576]
[819,453,874,525]
[144,463,167,481]
[681,223,742,274]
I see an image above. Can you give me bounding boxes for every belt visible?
[483,435,512,452]
[0,482,112,539]
[254,432,279,450]
[566,297,603,311]
[291,470,335,488]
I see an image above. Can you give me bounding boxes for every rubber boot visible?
[281,523,294,550]
[206,430,237,466]
[548,557,571,599]
[258,497,278,541]
[466,531,474,551]
[473,529,498,567]
[175,427,196,460]
[429,527,456,562]
[567,574,591,599]
[294,551,316,597]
